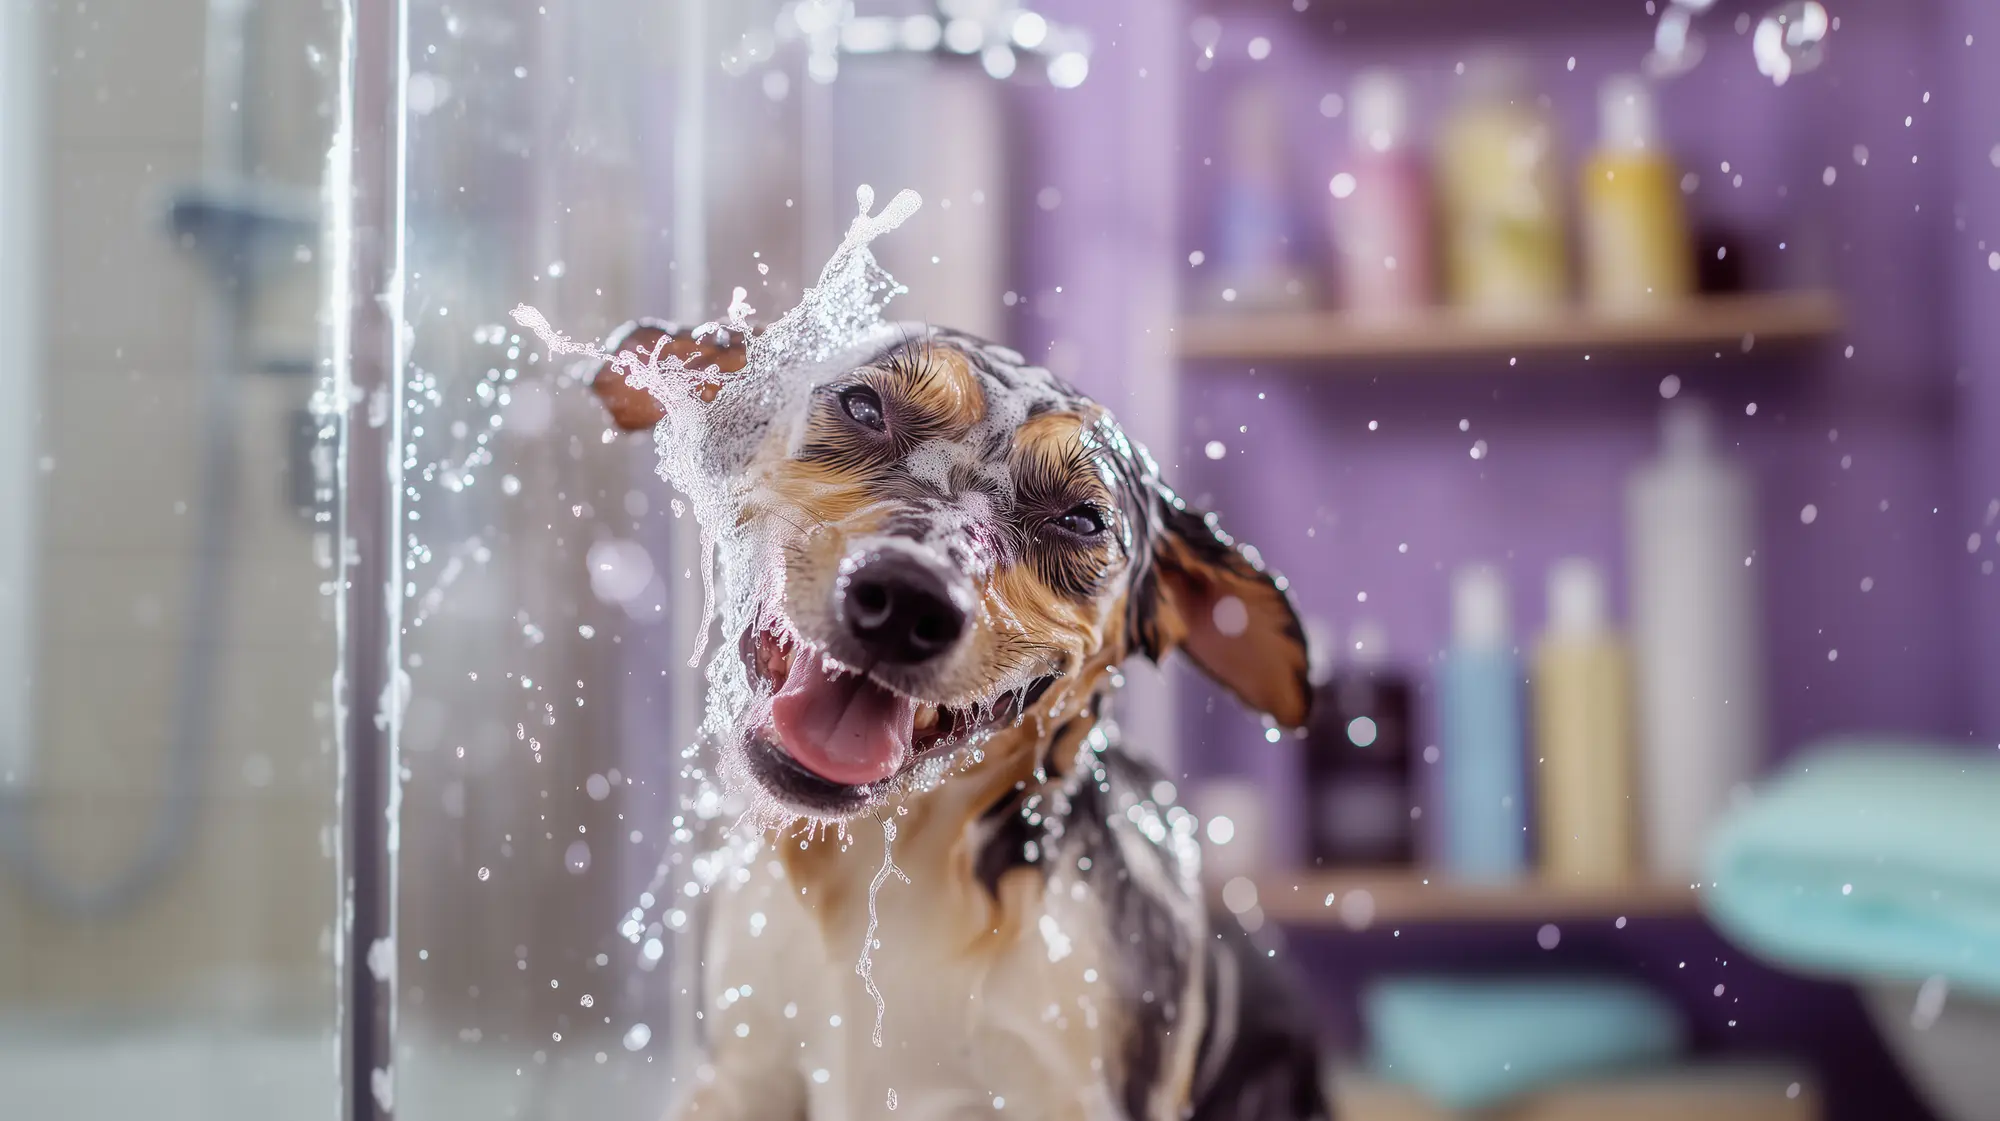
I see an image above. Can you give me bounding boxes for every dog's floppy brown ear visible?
[589,318,752,431]
[1133,492,1312,729]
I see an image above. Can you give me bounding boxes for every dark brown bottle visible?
[1303,627,1416,867]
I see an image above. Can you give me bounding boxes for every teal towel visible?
[1363,977,1683,1109]
[1704,740,2000,998]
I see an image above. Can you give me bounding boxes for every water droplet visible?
[1210,595,1249,637]
[1753,2,1829,86]
[1221,876,1259,914]
[1911,975,1949,1031]
[476,866,490,882]
[1047,52,1088,89]
[1339,888,1376,930]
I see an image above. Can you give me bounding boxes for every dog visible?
[589,319,1330,1121]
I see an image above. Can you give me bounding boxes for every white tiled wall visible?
[0,0,339,1026]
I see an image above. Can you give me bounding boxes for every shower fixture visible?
[767,0,1091,86]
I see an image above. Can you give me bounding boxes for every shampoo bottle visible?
[1212,81,1314,311]
[1627,401,1765,878]
[1434,55,1568,320]
[1581,75,1695,316]
[1439,567,1528,881]
[1331,69,1433,318]
[1533,558,1637,886]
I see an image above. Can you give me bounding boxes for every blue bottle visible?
[1439,566,1528,881]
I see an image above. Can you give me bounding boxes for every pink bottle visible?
[1330,69,1434,318]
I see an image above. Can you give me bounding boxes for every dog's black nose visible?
[839,551,968,665]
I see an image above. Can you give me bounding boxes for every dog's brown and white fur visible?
[591,322,1330,1121]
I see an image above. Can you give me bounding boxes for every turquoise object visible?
[1703,740,2000,998]
[1363,976,1683,1109]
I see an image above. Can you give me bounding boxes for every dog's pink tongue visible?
[770,658,916,786]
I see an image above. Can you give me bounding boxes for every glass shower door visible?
[379,2,720,1117]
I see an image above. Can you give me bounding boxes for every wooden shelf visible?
[1175,290,1842,366]
[1230,871,1703,927]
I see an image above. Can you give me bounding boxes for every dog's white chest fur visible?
[692,834,1134,1121]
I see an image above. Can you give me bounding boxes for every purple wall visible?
[1944,0,2000,741]
[1014,2,1991,1119]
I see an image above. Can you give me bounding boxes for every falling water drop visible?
[857,819,911,1047]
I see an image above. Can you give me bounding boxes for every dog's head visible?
[592,322,1309,820]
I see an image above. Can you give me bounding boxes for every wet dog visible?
[592,321,1330,1121]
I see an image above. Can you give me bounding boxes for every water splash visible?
[512,186,923,823]
[857,816,909,1047]
[516,187,931,1053]
[409,535,490,626]
[690,527,717,669]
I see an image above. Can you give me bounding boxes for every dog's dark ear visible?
[588,319,751,431]
[1133,492,1312,729]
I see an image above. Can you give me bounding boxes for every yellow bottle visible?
[1434,55,1569,319]
[1581,75,1695,316]
[1533,559,1637,886]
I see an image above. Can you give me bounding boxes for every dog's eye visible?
[1051,504,1107,539]
[839,386,886,431]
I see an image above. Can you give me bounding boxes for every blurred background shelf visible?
[1243,871,1703,925]
[1175,290,1843,365]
